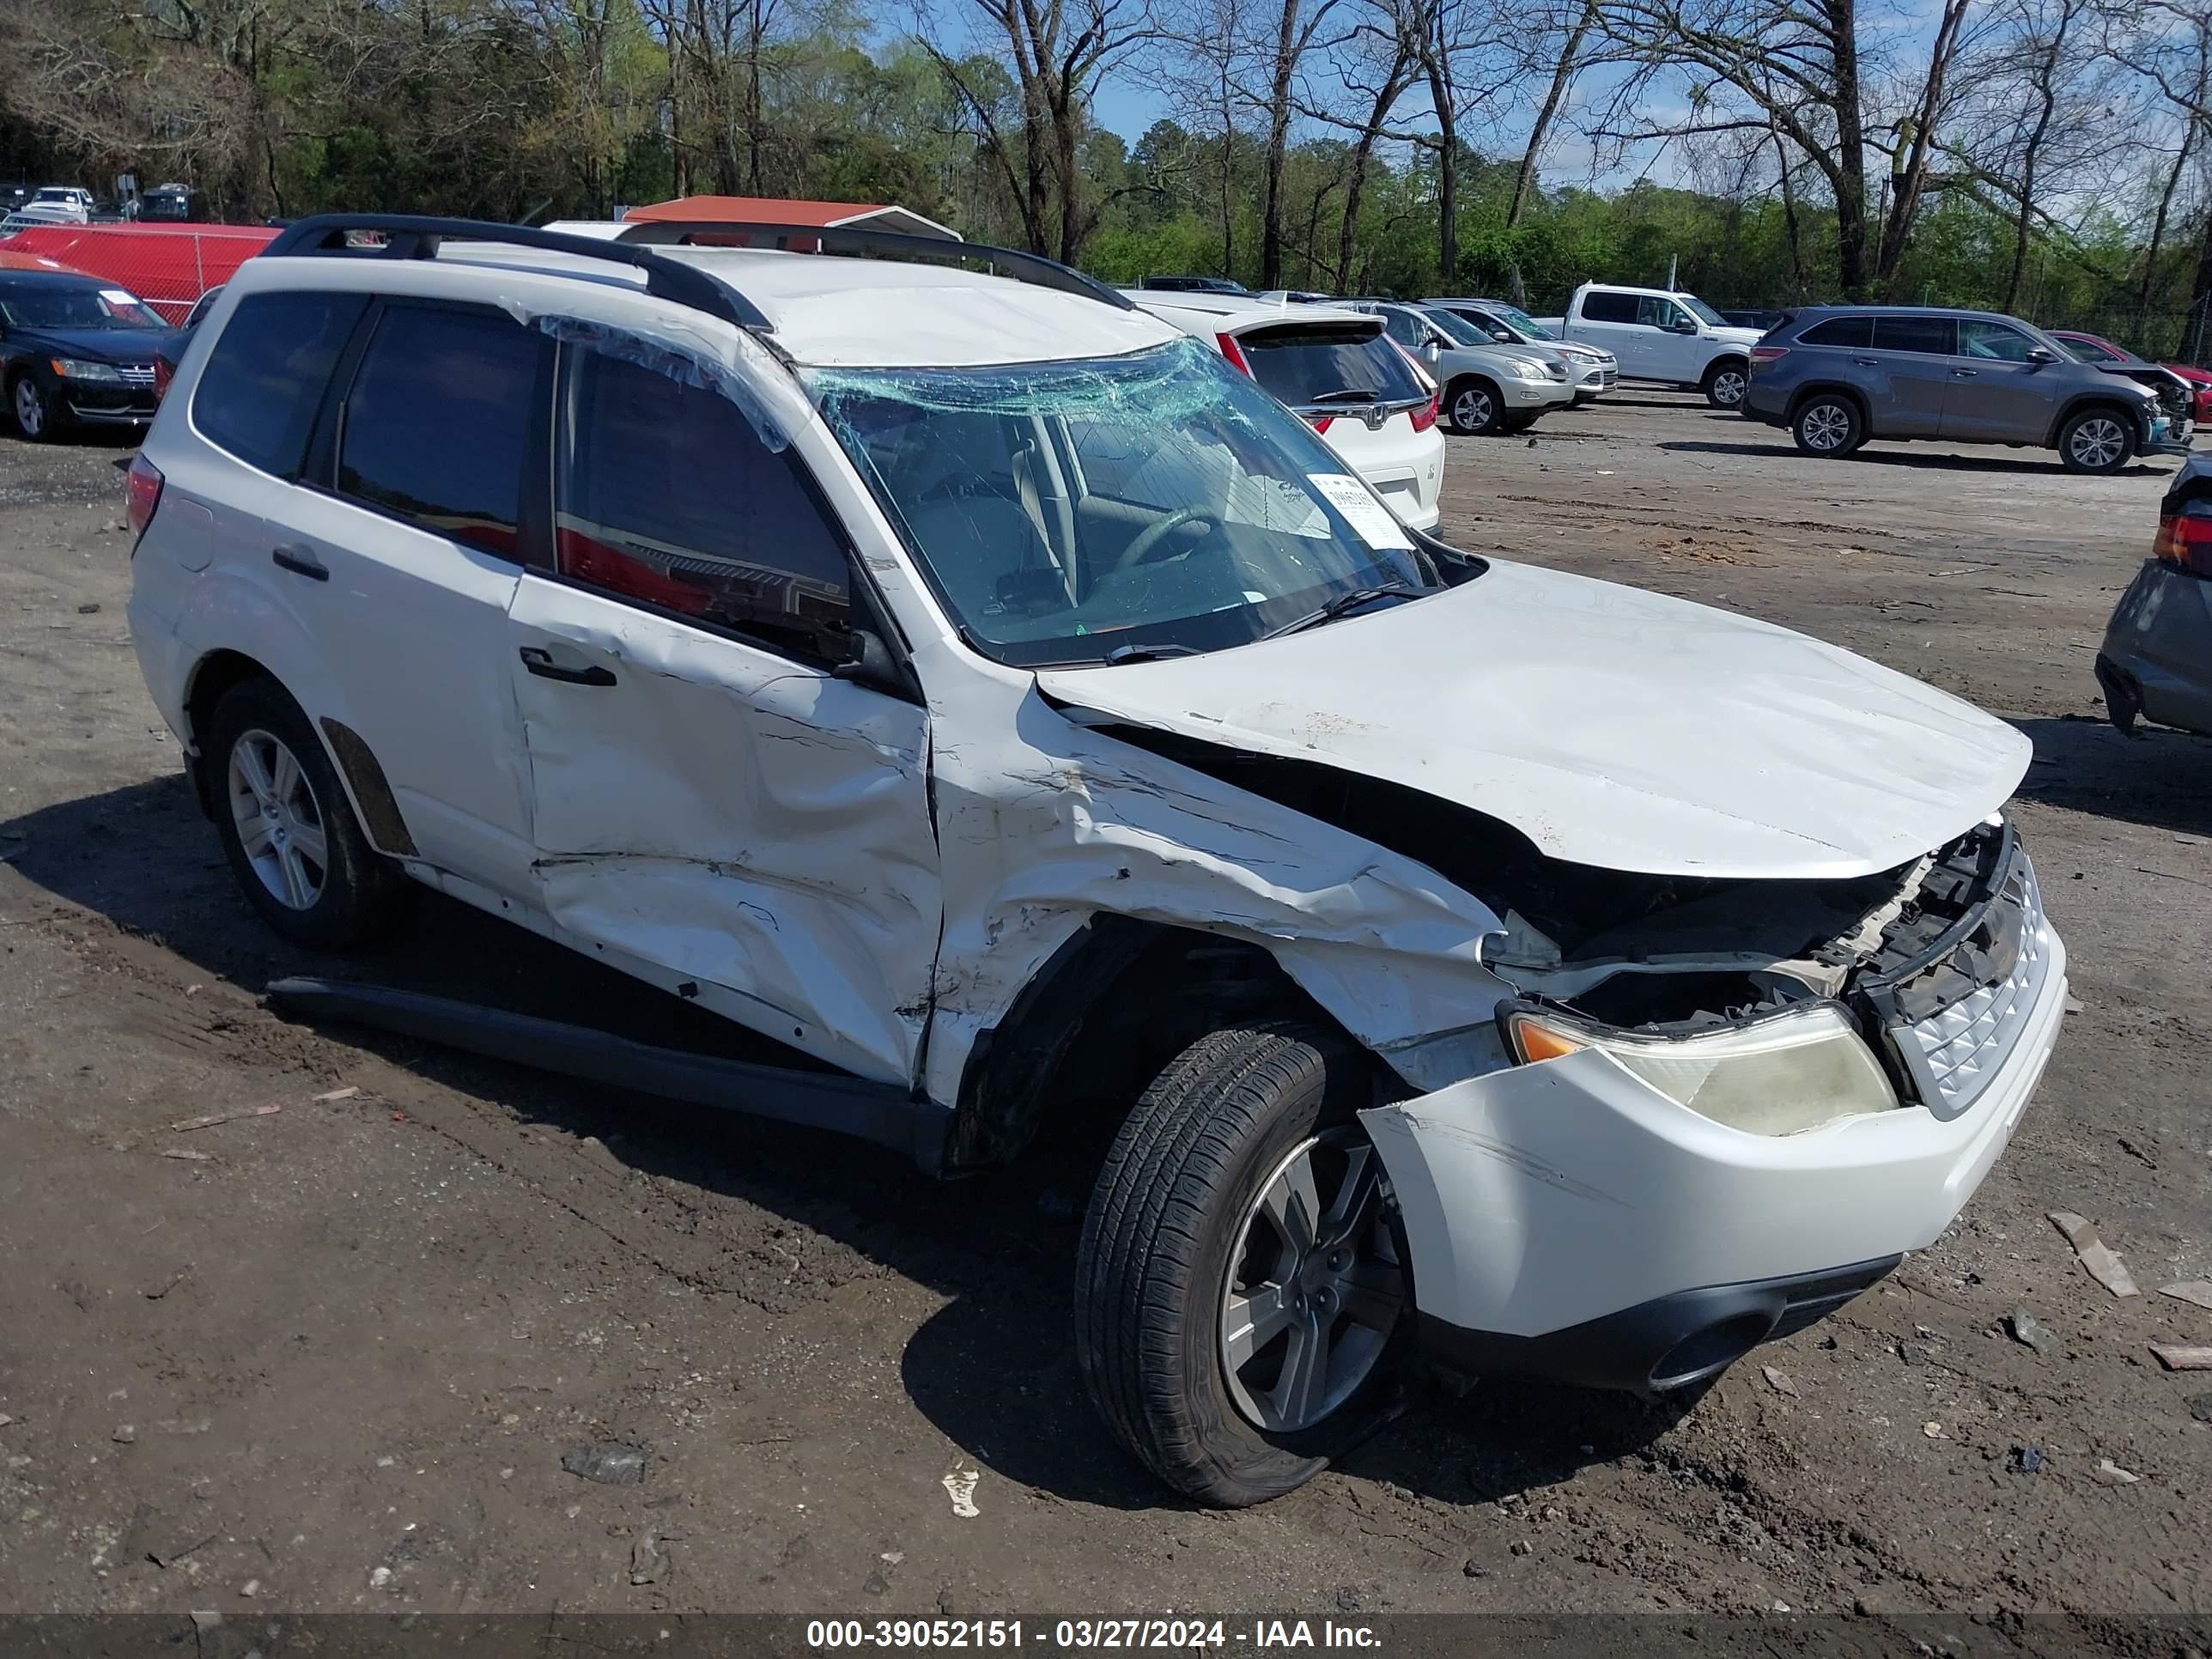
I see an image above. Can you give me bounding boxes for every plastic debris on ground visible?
[2048,1211,2140,1297]
[2150,1345,2212,1371]
[2158,1280,2212,1311]
[561,1441,649,1486]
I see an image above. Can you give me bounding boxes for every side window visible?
[1381,308,1427,349]
[1636,296,1686,329]
[192,291,368,477]
[337,304,547,561]
[557,349,852,662]
[1958,319,2036,362]
[1798,315,1872,348]
[1580,290,1639,324]
[1871,315,1956,356]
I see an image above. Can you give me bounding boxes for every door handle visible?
[1952,368,1978,378]
[1851,357,1880,367]
[271,544,327,581]
[518,646,617,687]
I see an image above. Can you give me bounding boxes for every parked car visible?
[1743,306,2186,474]
[2096,450,2212,738]
[2048,330,2197,436]
[153,283,226,400]
[1249,289,1333,305]
[1720,308,1790,332]
[1534,283,1765,408]
[132,184,204,224]
[25,186,94,225]
[1135,292,1444,532]
[1343,300,1573,434]
[1137,275,1249,295]
[131,214,2065,1507]
[2161,359,2212,424]
[0,267,172,439]
[1425,295,1617,404]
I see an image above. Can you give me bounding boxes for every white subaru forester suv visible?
[126,216,2066,1507]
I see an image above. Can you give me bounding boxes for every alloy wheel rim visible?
[1803,404,1850,451]
[227,728,329,910]
[1218,1128,1405,1434]
[2071,417,2124,468]
[1713,370,1746,405]
[15,380,42,435]
[1455,389,1492,429]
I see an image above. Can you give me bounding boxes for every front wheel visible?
[1792,394,1863,458]
[1703,357,1749,410]
[1444,378,1505,435]
[1074,1022,1408,1507]
[2058,408,2135,474]
[10,372,58,441]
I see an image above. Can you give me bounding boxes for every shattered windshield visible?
[810,339,1442,667]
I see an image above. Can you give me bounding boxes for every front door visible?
[506,339,941,1085]
[1944,318,2057,442]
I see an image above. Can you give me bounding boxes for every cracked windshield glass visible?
[811,339,1443,666]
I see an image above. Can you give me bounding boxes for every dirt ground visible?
[2,392,2209,1628]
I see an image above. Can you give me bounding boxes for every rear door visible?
[260,297,550,902]
[504,335,939,1085]
[1574,289,1649,374]
[1945,318,2056,442]
[1865,314,1956,437]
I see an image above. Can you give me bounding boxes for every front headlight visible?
[1499,1001,1900,1136]
[1544,362,1569,381]
[51,358,123,382]
[1507,361,1547,383]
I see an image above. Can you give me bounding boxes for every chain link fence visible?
[0,224,276,322]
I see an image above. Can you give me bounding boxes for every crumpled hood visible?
[1038,561,2030,880]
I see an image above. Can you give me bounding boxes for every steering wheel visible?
[1115,507,1221,573]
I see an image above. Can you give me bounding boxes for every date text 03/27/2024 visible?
[805,1619,1382,1650]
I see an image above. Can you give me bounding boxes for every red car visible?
[2050,328,2212,424]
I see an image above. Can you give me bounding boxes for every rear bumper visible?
[2099,558,2212,737]
[1742,382,1791,426]
[1418,1255,1900,1393]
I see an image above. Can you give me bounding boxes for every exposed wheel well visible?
[945,915,1361,1174]
[181,649,276,812]
[1703,354,1748,382]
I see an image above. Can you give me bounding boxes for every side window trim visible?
[314,296,556,571]
[547,340,874,676]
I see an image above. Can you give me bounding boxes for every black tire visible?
[1703,356,1749,410]
[203,677,412,949]
[1791,393,1863,458]
[9,369,59,442]
[2057,405,2136,474]
[1075,1021,1408,1507]
[1443,376,1505,435]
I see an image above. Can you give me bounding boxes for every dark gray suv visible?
[1742,307,2190,474]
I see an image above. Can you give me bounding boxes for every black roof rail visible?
[611,220,1134,312]
[260,213,772,332]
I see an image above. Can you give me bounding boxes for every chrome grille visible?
[117,364,156,387]
[1893,853,2051,1116]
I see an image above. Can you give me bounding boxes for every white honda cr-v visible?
[125,216,2066,1507]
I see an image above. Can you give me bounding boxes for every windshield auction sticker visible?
[1306,473,1413,551]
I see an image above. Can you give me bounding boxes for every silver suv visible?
[1742,306,2190,473]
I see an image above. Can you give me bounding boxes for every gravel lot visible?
[2,392,2209,1626]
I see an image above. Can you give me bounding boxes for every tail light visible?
[2154,504,2212,575]
[1216,331,1253,375]
[1307,414,1334,434]
[1750,345,1790,369]
[125,453,164,544]
[1409,395,1439,433]
[154,352,175,401]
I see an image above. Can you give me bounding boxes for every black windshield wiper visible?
[1102,641,1202,665]
[1261,583,1425,641]
[1308,388,1381,404]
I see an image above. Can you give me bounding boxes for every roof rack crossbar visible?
[611,221,1134,312]
[261,213,772,332]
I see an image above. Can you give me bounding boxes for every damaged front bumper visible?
[1360,834,2067,1394]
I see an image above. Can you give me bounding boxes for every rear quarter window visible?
[1241,327,1425,407]
[1798,315,1872,348]
[1580,291,1639,324]
[190,291,369,477]
[1871,315,1956,355]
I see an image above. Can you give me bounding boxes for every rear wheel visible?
[1703,357,1749,410]
[1074,1022,1407,1507]
[204,678,412,949]
[1444,377,1505,435]
[2058,407,2134,474]
[1791,394,1863,458]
